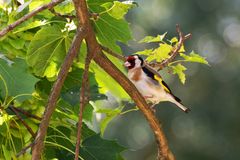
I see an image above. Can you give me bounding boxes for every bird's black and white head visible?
[124,55,144,70]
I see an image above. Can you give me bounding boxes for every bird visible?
[124,54,190,113]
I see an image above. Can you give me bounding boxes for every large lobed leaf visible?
[80,134,125,160]
[26,25,72,79]
[0,58,38,101]
[88,0,133,52]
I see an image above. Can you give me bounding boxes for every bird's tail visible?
[170,96,190,113]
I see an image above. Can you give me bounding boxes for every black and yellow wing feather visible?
[142,67,181,103]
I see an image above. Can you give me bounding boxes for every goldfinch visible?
[124,54,190,113]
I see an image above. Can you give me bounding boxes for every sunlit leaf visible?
[54,0,75,15]
[2,145,11,160]
[87,0,114,13]
[93,103,124,135]
[106,1,136,19]
[139,32,167,43]
[92,63,129,99]
[179,44,185,52]
[146,43,172,62]
[13,20,47,33]
[170,37,178,43]
[135,49,153,55]
[171,63,187,84]
[180,51,209,65]
[26,25,72,79]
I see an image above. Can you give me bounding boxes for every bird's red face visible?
[124,55,137,69]
[124,55,143,70]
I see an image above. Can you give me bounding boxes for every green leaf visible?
[80,134,125,160]
[61,68,107,106]
[92,63,129,99]
[106,1,136,19]
[179,44,185,53]
[83,104,94,123]
[87,0,114,13]
[135,49,153,55]
[26,25,72,79]
[170,37,178,44]
[139,32,167,43]
[0,58,39,101]
[171,63,187,84]
[87,0,132,52]
[93,13,132,52]
[0,8,8,29]
[13,20,47,33]
[7,37,25,49]
[82,122,96,140]
[146,43,172,62]
[0,40,26,57]
[180,51,209,65]
[93,103,124,135]
[54,0,75,15]
[2,145,11,160]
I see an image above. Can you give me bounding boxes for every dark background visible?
[102,0,240,160]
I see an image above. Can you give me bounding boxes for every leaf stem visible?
[120,107,139,115]
[0,74,9,104]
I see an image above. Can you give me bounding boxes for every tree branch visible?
[11,106,42,121]
[149,24,192,70]
[72,1,96,159]
[74,39,94,160]
[101,45,126,61]
[16,143,34,157]
[32,26,86,160]
[0,0,64,38]
[75,0,174,159]
[9,106,36,138]
[49,8,75,20]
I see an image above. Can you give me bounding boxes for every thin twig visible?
[101,45,126,61]
[49,8,75,20]
[72,0,96,159]
[9,106,36,138]
[0,0,64,38]
[11,106,42,121]
[16,142,34,157]
[32,26,86,160]
[48,8,99,21]
[74,41,94,160]
[149,24,192,70]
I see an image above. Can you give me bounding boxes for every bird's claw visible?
[150,103,156,113]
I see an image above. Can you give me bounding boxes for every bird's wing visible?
[142,67,171,93]
[142,66,182,100]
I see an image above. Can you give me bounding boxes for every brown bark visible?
[31,27,86,160]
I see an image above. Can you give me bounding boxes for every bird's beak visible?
[124,61,131,67]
